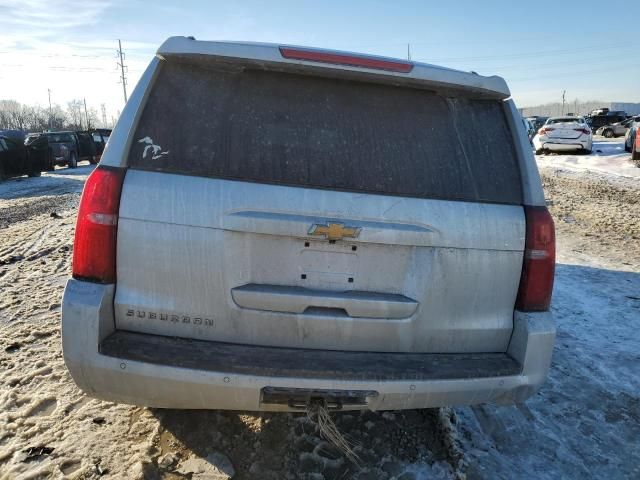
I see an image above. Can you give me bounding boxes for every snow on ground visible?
[458,258,640,479]
[0,160,639,479]
[535,138,640,180]
[455,158,640,479]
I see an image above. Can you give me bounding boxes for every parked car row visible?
[586,111,629,134]
[0,128,111,181]
[597,116,639,138]
[528,112,639,160]
[528,109,637,138]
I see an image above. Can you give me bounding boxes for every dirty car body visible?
[61,37,556,411]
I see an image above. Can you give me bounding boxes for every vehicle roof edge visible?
[156,36,511,99]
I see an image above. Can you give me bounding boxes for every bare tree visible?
[0,100,29,130]
[0,99,82,132]
[23,105,48,131]
[49,105,68,130]
[66,99,84,130]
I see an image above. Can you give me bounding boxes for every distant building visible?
[610,103,640,115]
[520,101,640,117]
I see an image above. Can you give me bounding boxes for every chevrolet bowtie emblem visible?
[308,222,361,241]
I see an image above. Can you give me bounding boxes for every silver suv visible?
[62,37,556,412]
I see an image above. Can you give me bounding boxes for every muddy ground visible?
[541,169,640,269]
[0,159,639,479]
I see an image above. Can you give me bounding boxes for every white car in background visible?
[533,116,593,155]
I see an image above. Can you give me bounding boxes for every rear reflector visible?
[72,166,125,283]
[279,47,413,73]
[516,206,556,311]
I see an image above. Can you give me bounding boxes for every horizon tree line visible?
[0,99,113,133]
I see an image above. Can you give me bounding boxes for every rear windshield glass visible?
[46,133,74,143]
[547,118,583,124]
[129,60,522,204]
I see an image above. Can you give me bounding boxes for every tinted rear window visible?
[47,133,74,143]
[129,60,522,204]
[547,117,583,125]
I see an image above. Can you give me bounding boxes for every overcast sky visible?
[1,0,638,124]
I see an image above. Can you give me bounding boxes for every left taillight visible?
[72,166,125,283]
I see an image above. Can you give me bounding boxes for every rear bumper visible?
[533,136,592,152]
[61,279,555,411]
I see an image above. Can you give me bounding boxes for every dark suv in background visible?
[586,111,629,134]
[25,131,97,169]
[0,130,48,180]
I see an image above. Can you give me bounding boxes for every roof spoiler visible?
[156,36,511,100]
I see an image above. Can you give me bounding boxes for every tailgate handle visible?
[231,284,418,319]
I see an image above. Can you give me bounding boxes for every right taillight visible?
[72,165,125,284]
[516,206,556,311]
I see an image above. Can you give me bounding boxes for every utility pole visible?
[101,104,107,127]
[561,90,566,115]
[47,89,52,129]
[117,39,128,104]
[407,43,411,61]
[83,98,90,130]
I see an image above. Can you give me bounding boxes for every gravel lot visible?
[1,150,639,479]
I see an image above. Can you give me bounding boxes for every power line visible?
[117,39,128,104]
[508,65,635,83]
[484,52,630,72]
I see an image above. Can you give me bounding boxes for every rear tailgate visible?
[113,56,525,354]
